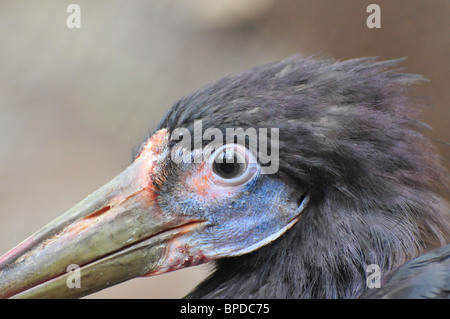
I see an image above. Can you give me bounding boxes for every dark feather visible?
[361,244,450,298]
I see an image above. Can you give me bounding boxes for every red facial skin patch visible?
[185,163,218,198]
[58,129,171,236]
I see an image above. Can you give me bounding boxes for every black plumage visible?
[361,244,450,299]
[155,56,449,298]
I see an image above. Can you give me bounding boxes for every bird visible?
[0,56,449,299]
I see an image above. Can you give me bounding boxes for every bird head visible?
[0,56,448,298]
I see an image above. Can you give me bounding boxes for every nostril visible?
[85,206,111,220]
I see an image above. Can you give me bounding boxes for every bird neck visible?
[187,223,367,298]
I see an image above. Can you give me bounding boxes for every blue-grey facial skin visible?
[156,159,308,260]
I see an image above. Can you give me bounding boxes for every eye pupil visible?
[214,162,240,179]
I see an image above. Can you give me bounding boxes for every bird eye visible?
[209,144,258,186]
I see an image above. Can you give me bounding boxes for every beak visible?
[0,129,205,299]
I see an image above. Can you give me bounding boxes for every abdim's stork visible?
[0,56,449,299]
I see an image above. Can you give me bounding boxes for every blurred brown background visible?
[0,0,448,298]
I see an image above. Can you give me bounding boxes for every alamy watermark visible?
[66,4,380,30]
[65,262,383,290]
[66,4,81,29]
[66,264,81,289]
[169,120,280,175]
[366,4,381,29]
[366,264,381,289]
